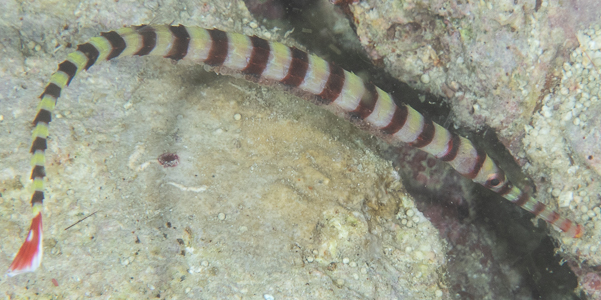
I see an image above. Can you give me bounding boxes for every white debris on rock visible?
[523,23,601,265]
[349,0,601,297]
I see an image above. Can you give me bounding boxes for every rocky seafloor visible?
[0,0,448,299]
[345,0,601,298]
[1,0,600,299]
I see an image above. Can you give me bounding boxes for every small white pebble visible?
[559,191,574,207]
[360,267,367,274]
[249,22,258,29]
[349,261,357,268]
[435,290,444,297]
[353,273,359,280]
[234,113,242,121]
[312,249,318,255]
[201,260,209,267]
[263,294,274,300]
[218,212,226,220]
[0,115,3,121]
[336,279,345,287]
[405,246,413,253]
[420,73,430,84]
[185,287,191,293]
[406,209,415,217]
[560,87,569,95]
[342,257,350,264]
[581,206,589,213]
[306,256,314,263]
[239,226,248,233]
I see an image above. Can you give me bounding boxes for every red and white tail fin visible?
[7,211,43,277]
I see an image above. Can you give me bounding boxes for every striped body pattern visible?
[7,25,583,276]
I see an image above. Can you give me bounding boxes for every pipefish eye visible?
[486,173,503,187]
